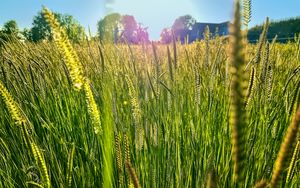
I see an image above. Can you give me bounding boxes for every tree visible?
[2,20,19,35]
[135,24,150,44]
[97,14,149,44]
[0,20,20,41]
[119,15,138,43]
[172,15,196,43]
[248,17,300,42]
[61,15,86,43]
[160,28,172,44]
[172,15,196,31]
[21,28,32,41]
[30,11,85,43]
[97,13,121,43]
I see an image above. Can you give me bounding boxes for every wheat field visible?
[0,2,300,188]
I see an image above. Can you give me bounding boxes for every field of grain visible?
[0,3,300,188]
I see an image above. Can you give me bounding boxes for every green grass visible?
[0,27,300,187]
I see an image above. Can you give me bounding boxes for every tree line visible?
[1,9,299,44]
[0,10,201,44]
[97,13,199,44]
[248,17,300,42]
[0,11,85,44]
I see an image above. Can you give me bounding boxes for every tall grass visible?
[0,3,300,188]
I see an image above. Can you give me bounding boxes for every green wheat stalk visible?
[115,132,124,186]
[229,0,248,184]
[253,17,269,65]
[286,140,300,183]
[66,143,75,187]
[125,74,143,150]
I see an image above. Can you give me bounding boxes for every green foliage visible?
[30,11,86,43]
[1,20,19,35]
[171,15,196,42]
[0,20,20,42]
[172,15,196,31]
[21,28,32,41]
[248,17,300,42]
[97,13,149,44]
[120,15,138,41]
[97,13,121,43]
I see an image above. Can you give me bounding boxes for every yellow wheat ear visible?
[43,7,103,137]
[83,79,102,134]
[270,107,300,187]
[0,80,24,125]
[42,7,84,91]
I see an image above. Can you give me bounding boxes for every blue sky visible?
[0,0,300,40]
